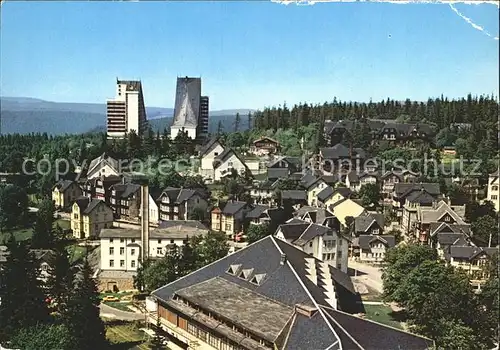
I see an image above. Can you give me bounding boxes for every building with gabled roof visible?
[156,187,209,222]
[71,197,113,239]
[487,169,499,212]
[52,179,82,210]
[250,137,280,156]
[211,200,252,238]
[148,236,433,350]
[275,221,348,273]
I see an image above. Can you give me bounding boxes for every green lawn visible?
[105,320,148,349]
[66,244,89,263]
[363,304,403,330]
[0,219,71,243]
[104,301,133,312]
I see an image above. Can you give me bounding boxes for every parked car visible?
[102,295,120,302]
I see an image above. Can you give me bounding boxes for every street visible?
[348,260,384,294]
[100,303,145,321]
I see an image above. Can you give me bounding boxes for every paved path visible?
[99,303,144,321]
[349,260,384,294]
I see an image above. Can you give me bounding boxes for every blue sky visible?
[1,2,498,110]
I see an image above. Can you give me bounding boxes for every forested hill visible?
[251,95,499,131]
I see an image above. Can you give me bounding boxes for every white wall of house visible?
[149,195,159,224]
[307,180,328,206]
[214,154,248,181]
[200,143,225,178]
[88,163,120,179]
[487,174,499,212]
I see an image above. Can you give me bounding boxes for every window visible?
[492,195,498,200]
[170,239,175,244]
[309,242,313,248]
[158,239,162,244]
[131,239,135,243]
[120,247,125,255]
[444,215,451,222]
[372,229,380,235]
[225,224,232,231]
[95,224,98,230]
[338,251,342,259]
[131,260,136,268]
[120,260,125,267]
[120,238,124,243]
[131,249,135,256]
[109,238,114,243]
[109,260,114,267]
[492,186,499,191]
[157,247,163,255]
[322,253,327,261]
[109,247,114,255]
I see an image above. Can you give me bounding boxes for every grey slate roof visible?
[246,205,270,219]
[294,206,336,225]
[320,144,366,160]
[82,199,106,215]
[406,190,436,205]
[267,168,290,180]
[323,307,434,350]
[354,213,385,233]
[317,186,335,202]
[357,235,396,249]
[281,190,307,201]
[150,235,431,349]
[277,223,310,241]
[393,183,441,199]
[222,200,248,215]
[293,224,331,246]
[199,137,222,156]
[52,179,76,192]
[450,246,498,260]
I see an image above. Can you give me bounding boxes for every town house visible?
[52,179,82,210]
[157,187,209,222]
[71,197,113,239]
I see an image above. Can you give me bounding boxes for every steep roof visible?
[199,136,223,156]
[317,186,335,202]
[420,201,466,224]
[276,223,311,241]
[222,200,248,215]
[393,183,441,199]
[52,179,77,192]
[294,206,336,226]
[267,168,290,181]
[151,236,432,349]
[82,199,107,215]
[354,213,385,233]
[281,190,307,201]
[450,246,497,260]
[357,235,396,249]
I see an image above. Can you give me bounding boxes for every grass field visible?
[363,304,403,330]
[0,219,71,243]
[105,320,149,349]
[67,244,89,263]
[104,301,133,312]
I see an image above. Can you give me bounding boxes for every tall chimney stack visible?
[138,176,150,263]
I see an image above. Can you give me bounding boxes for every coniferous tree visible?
[46,242,74,317]
[64,258,106,350]
[217,121,223,136]
[31,198,56,249]
[234,113,241,132]
[0,237,50,343]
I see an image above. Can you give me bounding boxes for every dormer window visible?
[226,264,242,276]
[250,273,267,286]
[238,268,254,280]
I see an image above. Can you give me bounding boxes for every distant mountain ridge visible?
[0,97,254,135]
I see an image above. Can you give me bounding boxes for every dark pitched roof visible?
[52,179,77,192]
[276,223,310,241]
[222,200,248,215]
[82,199,106,215]
[354,213,385,233]
[294,206,336,225]
[393,183,441,199]
[317,186,335,202]
[246,205,270,219]
[358,235,396,249]
[281,190,307,201]
[320,144,366,160]
[148,235,430,349]
[450,246,497,260]
[199,136,222,156]
[293,224,331,246]
[267,168,290,180]
[323,307,434,350]
[74,196,90,210]
[437,233,470,246]
[406,190,436,205]
[334,187,353,198]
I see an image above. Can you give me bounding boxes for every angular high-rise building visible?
[171,76,209,141]
[106,79,147,139]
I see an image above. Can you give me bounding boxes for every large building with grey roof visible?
[106,79,147,139]
[148,235,433,350]
[170,76,209,141]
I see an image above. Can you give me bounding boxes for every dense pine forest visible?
[251,94,499,131]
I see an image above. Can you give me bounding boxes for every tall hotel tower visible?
[171,76,209,141]
[106,79,147,139]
